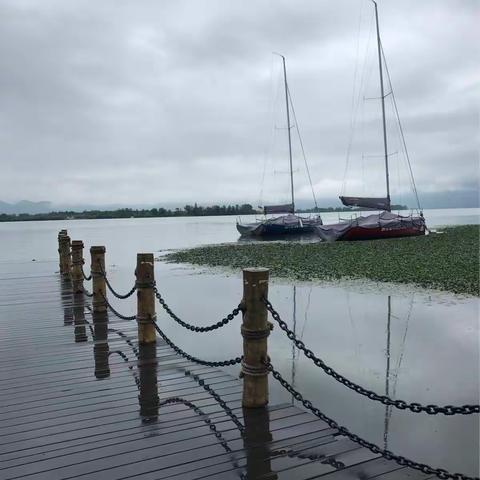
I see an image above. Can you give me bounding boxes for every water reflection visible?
[137,343,159,421]
[92,311,110,379]
[242,407,277,480]
[73,293,88,343]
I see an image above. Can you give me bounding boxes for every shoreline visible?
[165,225,480,297]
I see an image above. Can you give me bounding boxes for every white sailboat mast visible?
[373,1,391,210]
[279,54,295,213]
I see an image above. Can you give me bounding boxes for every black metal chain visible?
[100,292,136,321]
[98,262,137,299]
[185,370,245,434]
[158,396,243,473]
[151,320,242,367]
[266,362,478,480]
[154,287,243,333]
[270,448,345,470]
[108,328,139,358]
[109,350,140,389]
[81,265,92,281]
[82,287,94,298]
[264,299,479,416]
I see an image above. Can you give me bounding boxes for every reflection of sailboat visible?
[317,1,426,242]
[237,54,322,237]
[383,294,414,449]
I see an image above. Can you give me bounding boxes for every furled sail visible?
[263,203,294,214]
[340,196,390,211]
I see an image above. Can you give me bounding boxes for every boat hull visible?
[237,214,322,237]
[339,224,425,241]
[316,212,426,242]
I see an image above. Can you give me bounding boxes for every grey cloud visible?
[0,0,477,208]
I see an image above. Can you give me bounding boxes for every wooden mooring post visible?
[136,253,156,344]
[57,229,68,273]
[241,268,271,408]
[90,246,107,314]
[71,240,84,294]
[59,233,71,279]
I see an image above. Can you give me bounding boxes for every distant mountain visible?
[0,200,53,214]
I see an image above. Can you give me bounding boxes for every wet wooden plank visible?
[0,262,434,480]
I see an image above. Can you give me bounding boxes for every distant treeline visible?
[298,204,407,213]
[0,203,408,222]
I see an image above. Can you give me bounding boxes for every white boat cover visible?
[316,211,425,241]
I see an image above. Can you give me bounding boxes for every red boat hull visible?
[340,224,425,241]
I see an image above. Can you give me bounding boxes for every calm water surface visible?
[0,207,478,476]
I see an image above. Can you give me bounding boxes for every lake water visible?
[0,207,478,476]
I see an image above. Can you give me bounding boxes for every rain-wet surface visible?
[0,261,441,480]
[0,211,478,478]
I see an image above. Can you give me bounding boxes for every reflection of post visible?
[73,292,88,343]
[242,407,277,479]
[242,268,270,408]
[138,342,159,421]
[92,310,110,379]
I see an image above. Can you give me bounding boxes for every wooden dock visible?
[0,260,442,479]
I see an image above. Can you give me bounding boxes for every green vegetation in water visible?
[166,225,479,296]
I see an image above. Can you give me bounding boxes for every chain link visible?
[270,448,345,469]
[151,320,242,367]
[108,328,139,358]
[185,370,245,434]
[264,299,479,416]
[159,396,242,473]
[98,262,137,299]
[82,287,94,298]
[100,292,136,321]
[154,287,243,332]
[81,266,92,281]
[266,362,478,480]
[109,350,140,389]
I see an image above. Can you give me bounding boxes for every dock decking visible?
[0,261,438,479]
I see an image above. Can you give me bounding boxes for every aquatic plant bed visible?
[166,225,479,296]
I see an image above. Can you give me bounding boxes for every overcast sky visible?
[0,0,478,208]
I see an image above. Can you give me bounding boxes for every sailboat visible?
[316,1,426,242]
[236,54,322,237]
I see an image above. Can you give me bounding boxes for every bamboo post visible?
[90,246,107,313]
[136,253,156,344]
[71,240,84,294]
[241,268,271,408]
[58,230,67,273]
